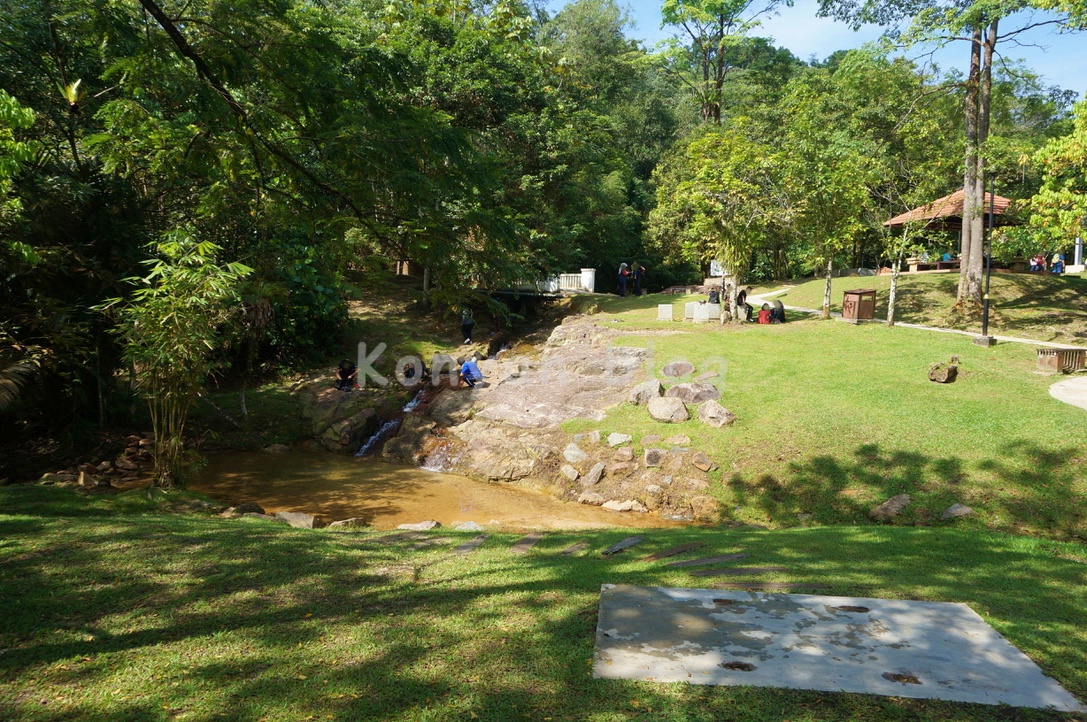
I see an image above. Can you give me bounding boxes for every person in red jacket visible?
[757,304,772,324]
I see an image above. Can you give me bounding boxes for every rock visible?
[38,472,76,486]
[665,382,720,404]
[574,430,602,444]
[577,491,606,505]
[606,432,632,447]
[115,458,139,471]
[612,447,634,462]
[644,448,665,467]
[662,361,695,377]
[234,502,266,515]
[454,521,484,531]
[928,363,958,383]
[78,471,96,488]
[699,400,737,428]
[647,397,688,423]
[690,452,717,472]
[663,434,690,445]
[641,434,661,444]
[607,463,633,476]
[689,495,720,521]
[275,511,325,529]
[645,484,662,496]
[563,443,589,464]
[601,499,648,513]
[661,475,674,486]
[684,477,710,492]
[560,464,580,481]
[869,494,911,521]
[243,512,280,521]
[263,443,291,453]
[628,380,664,405]
[397,520,442,531]
[328,517,370,529]
[941,503,975,520]
[95,460,113,472]
[581,462,606,487]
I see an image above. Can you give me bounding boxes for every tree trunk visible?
[822,257,833,318]
[958,25,983,305]
[887,255,901,327]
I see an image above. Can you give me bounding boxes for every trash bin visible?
[842,289,876,323]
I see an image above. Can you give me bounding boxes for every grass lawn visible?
[763,272,1087,345]
[1,484,1085,722]
[570,294,1087,541]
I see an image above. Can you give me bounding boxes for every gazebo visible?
[883,189,1014,231]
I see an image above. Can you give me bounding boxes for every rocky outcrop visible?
[375,317,723,523]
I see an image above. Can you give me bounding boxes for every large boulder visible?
[662,361,694,377]
[698,400,736,428]
[647,397,689,423]
[275,511,325,529]
[581,462,606,487]
[628,380,664,405]
[665,382,720,404]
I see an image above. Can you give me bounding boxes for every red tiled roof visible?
[883,189,1015,229]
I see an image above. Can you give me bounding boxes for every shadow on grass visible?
[723,440,1086,541]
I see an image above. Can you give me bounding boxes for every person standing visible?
[631,262,646,295]
[460,307,475,344]
[617,263,629,297]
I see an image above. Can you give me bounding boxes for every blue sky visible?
[545,0,1087,99]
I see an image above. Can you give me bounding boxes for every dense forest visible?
[1,0,1085,482]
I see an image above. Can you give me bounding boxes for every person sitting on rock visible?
[757,303,772,324]
[458,355,484,388]
[336,359,358,391]
[737,287,753,321]
[707,286,720,304]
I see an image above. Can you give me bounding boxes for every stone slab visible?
[453,534,489,555]
[511,532,544,555]
[601,536,645,556]
[593,585,1085,712]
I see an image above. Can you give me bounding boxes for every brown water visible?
[187,449,680,531]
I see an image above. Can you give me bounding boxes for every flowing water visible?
[187,449,681,531]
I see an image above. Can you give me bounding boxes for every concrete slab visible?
[1049,376,1087,411]
[594,585,1084,712]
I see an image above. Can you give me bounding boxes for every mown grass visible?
[765,273,1087,345]
[1,484,1085,721]
[567,294,1087,541]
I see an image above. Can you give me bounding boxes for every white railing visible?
[558,274,583,291]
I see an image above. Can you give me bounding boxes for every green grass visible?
[1,484,1085,721]
[565,295,1087,541]
[769,273,1087,345]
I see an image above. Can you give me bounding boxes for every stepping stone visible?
[642,542,705,561]
[665,553,748,568]
[689,566,787,577]
[511,532,544,555]
[712,582,829,590]
[559,541,589,556]
[409,536,455,550]
[601,536,645,556]
[453,534,489,555]
[365,531,428,544]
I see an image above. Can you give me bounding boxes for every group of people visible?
[1030,252,1065,274]
[335,355,484,391]
[617,262,647,297]
[703,285,787,324]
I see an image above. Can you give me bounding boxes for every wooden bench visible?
[1037,348,1087,374]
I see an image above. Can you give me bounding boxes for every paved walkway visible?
[747,287,1087,411]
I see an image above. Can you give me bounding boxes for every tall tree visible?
[660,0,792,124]
[817,0,1085,307]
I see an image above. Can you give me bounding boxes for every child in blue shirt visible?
[458,356,484,388]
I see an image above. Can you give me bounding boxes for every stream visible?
[186,449,680,531]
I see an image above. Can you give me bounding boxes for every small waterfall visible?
[355,419,401,457]
[420,438,457,472]
[354,389,428,457]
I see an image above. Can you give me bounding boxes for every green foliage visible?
[1030,99,1087,244]
[101,235,251,488]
